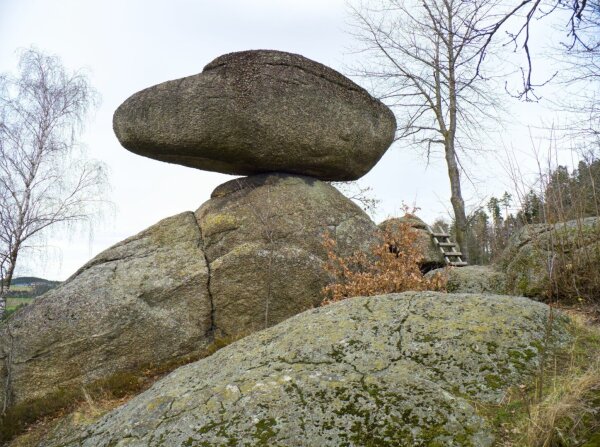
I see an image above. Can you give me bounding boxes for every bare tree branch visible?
[348,0,507,259]
[0,48,108,321]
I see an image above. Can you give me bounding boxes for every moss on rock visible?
[39,292,570,446]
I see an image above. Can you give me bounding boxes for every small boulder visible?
[41,292,570,447]
[378,215,445,271]
[427,265,507,294]
[499,217,600,298]
[113,50,396,181]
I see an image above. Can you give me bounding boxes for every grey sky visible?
[0,0,575,280]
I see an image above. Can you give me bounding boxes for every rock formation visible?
[0,50,390,420]
[427,265,507,294]
[113,50,396,181]
[197,173,378,336]
[499,216,600,297]
[378,215,446,271]
[40,292,570,447]
[0,212,211,410]
[0,176,377,415]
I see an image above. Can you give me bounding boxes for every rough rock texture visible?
[113,50,396,181]
[378,215,445,271]
[196,173,379,336]
[427,265,507,294]
[500,217,600,297]
[0,212,212,412]
[40,292,571,447]
[0,175,379,419]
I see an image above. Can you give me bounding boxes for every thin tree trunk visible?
[444,143,468,261]
[445,4,469,262]
[0,292,6,320]
[0,257,17,320]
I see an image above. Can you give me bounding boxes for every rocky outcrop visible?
[113,50,396,181]
[0,176,379,418]
[0,212,212,412]
[197,173,379,336]
[500,217,600,298]
[40,292,570,447]
[378,215,445,271]
[427,265,507,294]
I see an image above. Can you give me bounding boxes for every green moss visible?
[581,432,600,447]
[0,388,77,443]
[202,213,238,236]
[478,313,600,446]
[486,341,498,355]
[0,372,146,442]
[517,276,530,294]
[253,417,278,444]
[484,374,504,390]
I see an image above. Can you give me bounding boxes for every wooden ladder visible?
[427,226,468,267]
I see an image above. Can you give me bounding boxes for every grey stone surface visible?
[39,292,570,447]
[113,50,396,181]
[378,215,445,270]
[427,265,507,294]
[0,174,380,418]
[499,217,600,297]
[196,173,380,337]
[0,212,212,411]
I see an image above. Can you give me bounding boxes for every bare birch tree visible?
[349,0,506,259]
[0,48,107,319]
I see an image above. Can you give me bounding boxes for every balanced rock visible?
[197,173,379,336]
[113,50,396,181]
[378,215,445,271]
[41,292,570,447]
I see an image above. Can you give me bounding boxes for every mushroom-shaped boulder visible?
[113,50,396,181]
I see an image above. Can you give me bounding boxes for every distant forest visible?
[7,277,60,298]
[436,157,600,265]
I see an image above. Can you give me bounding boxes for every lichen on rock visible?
[40,292,571,447]
[499,217,600,298]
[427,265,507,295]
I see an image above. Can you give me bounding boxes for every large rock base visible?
[0,174,378,419]
[41,292,570,447]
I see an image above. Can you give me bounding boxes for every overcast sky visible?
[0,0,578,280]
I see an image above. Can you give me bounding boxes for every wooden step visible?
[449,261,468,267]
[438,242,456,248]
[444,252,463,257]
[431,232,450,238]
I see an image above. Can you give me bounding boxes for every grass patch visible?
[2,303,31,322]
[6,298,33,309]
[2,333,246,446]
[480,306,600,446]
